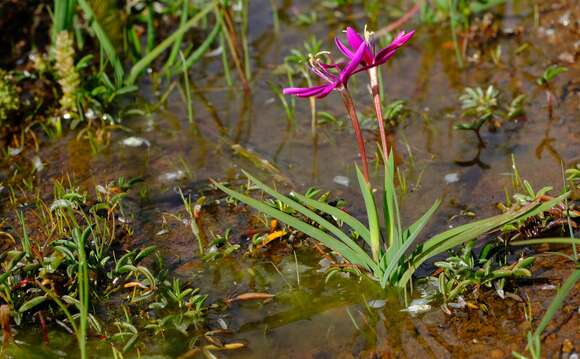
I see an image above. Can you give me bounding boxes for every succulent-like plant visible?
[54,31,80,114]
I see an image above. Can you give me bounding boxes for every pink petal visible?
[393,30,415,46]
[283,85,327,97]
[315,83,337,98]
[334,37,354,58]
[347,27,374,63]
[340,42,368,83]
[375,29,415,64]
[320,60,345,69]
[345,27,364,50]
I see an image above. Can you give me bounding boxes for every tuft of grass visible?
[76,0,125,86]
[52,0,77,41]
[126,1,216,86]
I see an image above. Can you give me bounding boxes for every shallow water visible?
[2,0,579,357]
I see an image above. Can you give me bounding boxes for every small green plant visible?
[454,86,499,142]
[435,240,534,304]
[455,86,527,144]
[178,188,205,255]
[202,229,240,262]
[420,0,505,26]
[536,65,568,86]
[459,85,499,118]
[294,11,318,26]
[360,100,408,130]
[277,37,323,132]
[567,165,580,183]
[383,100,407,127]
[506,94,527,120]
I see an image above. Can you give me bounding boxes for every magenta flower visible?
[334,27,415,71]
[282,41,369,99]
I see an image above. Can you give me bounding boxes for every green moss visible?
[0,69,20,123]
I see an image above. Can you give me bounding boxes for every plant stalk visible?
[339,89,370,182]
[368,67,389,159]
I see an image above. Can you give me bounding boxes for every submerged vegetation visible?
[1,178,210,357]
[0,0,578,357]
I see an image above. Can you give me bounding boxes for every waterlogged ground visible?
[1,0,579,357]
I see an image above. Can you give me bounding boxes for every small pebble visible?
[558,52,575,63]
[158,170,185,182]
[367,299,387,309]
[31,156,44,172]
[444,173,460,184]
[333,175,349,187]
[121,136,150,147]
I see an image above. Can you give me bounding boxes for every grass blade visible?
[77,0,124,86]
[212,180,377,272]
[383,151,401,249]
[381,199,440,287]
[127,1,216,85]
[511,238,580,246]
[53,0,77,39]
[534,269,579,337]
[164,0,189,71]
[356,166,381,262]
[170,22,221,76]
[242,171,376,271]
[397,194,568,287]
[290,192,371,245]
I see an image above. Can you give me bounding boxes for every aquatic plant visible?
[515,202,579,359]
[335,27,414,157]
[459,85,498,117]
[178,187,205,255]
[506,94,527,121]
[434,240,535,304]
[54,31,80,114]
[454,86,527,144]
[0,177,208,355]
[214,151,568,289]
[203,229,240,262]
[0,69,20,123]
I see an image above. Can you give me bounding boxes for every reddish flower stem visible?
[368,67,389,159]
[339,89,370,182]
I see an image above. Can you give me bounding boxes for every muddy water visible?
[3,0,579,357]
